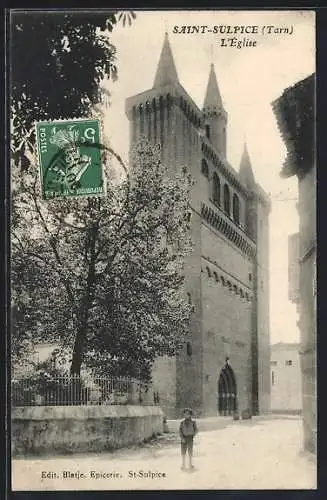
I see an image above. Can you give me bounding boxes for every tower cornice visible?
[125,81,203,125]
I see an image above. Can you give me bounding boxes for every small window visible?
[272,371,275,386]
[213,271,218,282]
[271,361,277,366]
[205,124,210,139]
[206,266,211,277]
[201,159,209,178]
[232,193,240,225]
[187,292,192,305]
[212,173,221,205]
[286,360,293,366]
[223,184,230,215]
[249,273,252,282]
[186,342,192,356]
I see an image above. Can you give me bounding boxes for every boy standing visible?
[179,408,198,470]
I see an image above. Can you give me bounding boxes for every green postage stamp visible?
[35,118,105,200]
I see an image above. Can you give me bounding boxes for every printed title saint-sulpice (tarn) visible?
[172,25,293,35]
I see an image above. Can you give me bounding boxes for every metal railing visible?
[11,375,157,407]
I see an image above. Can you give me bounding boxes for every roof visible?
[239,142,255,188]
[153,32,179,88]
[271,73,315,178]
[203,64,224,110]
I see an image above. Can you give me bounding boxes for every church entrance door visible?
[218,361,237,416]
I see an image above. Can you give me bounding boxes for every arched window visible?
[201,159,209,178]
[224,184,230,215]
[205,124,210,139]
[206,266,211,277]
[213,271,219,282]
[233,193,240,224]
[186,342,192,356]
[212,173,221,205]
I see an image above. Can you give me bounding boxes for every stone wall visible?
[270,345,302,413]
[298,165,316,453]
[255,202,271,415]
[12,405,164,456]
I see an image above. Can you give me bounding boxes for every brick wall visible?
[201,250,253,416]
[151,357,177,418]
[126,84,270,419]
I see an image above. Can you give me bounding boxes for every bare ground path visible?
[12,416,316,490]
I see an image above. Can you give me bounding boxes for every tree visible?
[10,10,135,170]
[12,138,193,381]
[10,8,132,374]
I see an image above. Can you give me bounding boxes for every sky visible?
[100,10,315,344]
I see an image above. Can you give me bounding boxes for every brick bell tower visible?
[125,33,271,419]
[126,33,181,172]
[125,33,206,418]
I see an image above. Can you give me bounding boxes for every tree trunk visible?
[70,293,93,376]
[70,326,85,376]
[70,211,98,376]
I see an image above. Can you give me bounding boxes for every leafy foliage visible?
[10,10,134,169]
[12,138,193,381]
[10,11,193,382]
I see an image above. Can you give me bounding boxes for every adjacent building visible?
[270,342,302,414]
[272,73,316,453]
[288,232,300,308]
[126,34,271,418]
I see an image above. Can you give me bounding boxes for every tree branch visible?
[30,183,76,307]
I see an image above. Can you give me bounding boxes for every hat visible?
[183,407,193,415]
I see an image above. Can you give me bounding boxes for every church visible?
[125,34,271,419]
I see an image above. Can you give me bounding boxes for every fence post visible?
[127,379,138,404]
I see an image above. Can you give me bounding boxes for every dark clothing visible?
[181,436,194,456]
[179,418,198,438]
[179,418,198,458]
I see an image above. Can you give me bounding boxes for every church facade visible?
[126,34,271,419]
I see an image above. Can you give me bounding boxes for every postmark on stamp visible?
[35,118,105,200]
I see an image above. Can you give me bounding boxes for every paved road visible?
[12,416,316,491]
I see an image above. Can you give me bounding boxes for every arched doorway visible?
[218,359,238,416]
